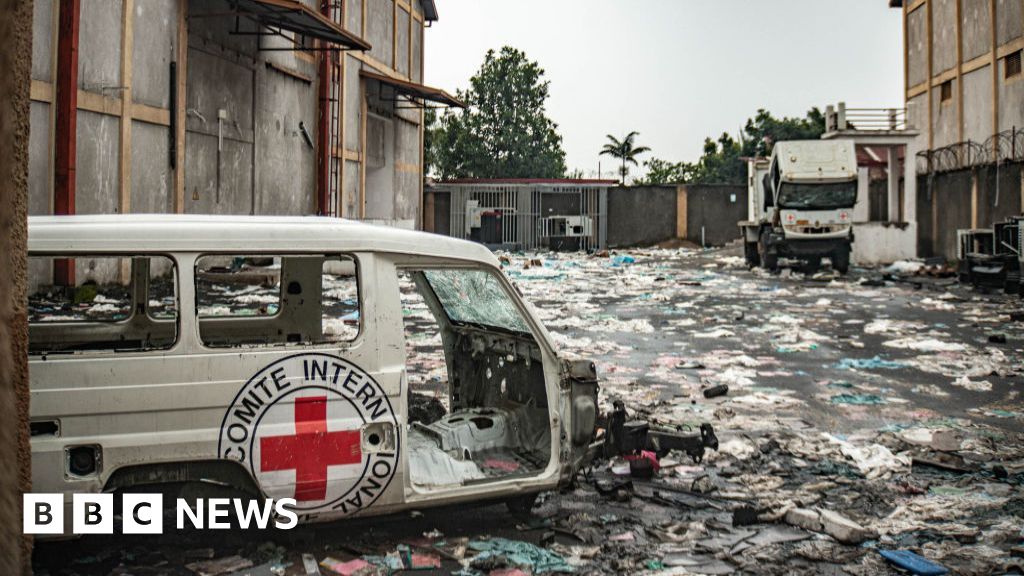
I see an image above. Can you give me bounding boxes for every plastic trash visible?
[878,550,949,575]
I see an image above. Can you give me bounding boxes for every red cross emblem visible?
[260,396,362,501]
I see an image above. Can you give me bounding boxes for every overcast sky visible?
[424,1,903,178]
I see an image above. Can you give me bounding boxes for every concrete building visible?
[28,0,462,283]
[893,0,1023,157]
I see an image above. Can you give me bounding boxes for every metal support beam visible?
[54,0,81,286]
[316,24,331,215]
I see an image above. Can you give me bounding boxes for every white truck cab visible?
[740,140,858,273]
[26,215,599,536]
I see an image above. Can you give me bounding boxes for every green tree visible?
[635,157,697,185]
[599,131,651,183]
[653,108,826,185]
[428,47,567,180]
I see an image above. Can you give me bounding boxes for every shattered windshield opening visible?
[777,182,857,210]
[422,269,531,334]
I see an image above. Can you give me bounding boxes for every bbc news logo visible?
[23,494,298,534]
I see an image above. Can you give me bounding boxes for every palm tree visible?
[600,132,651,184]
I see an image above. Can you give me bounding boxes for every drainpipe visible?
[54,0,81,286]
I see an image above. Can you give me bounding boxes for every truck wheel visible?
[759,233,778,272]
[832,249,850,274]
[744,242,761,268]
[802,256,821,274]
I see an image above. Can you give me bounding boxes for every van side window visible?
[196,254,359,348]
[27,255,178,354]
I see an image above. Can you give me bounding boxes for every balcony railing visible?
[826,103,907,133]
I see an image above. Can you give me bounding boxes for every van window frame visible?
[192,251,365,351]
[394,261,556,358]
[26,251,183,357]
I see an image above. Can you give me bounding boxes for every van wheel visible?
[505,493,539,514]
[832,249,851,274]
[744,242,761,268]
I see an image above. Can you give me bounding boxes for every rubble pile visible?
[35,247,1024,575]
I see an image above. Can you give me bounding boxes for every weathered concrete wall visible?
[28,0,425,227]
[962,0,992,61]
[998,57,1024,134]
[0,0,35,570]
[962,67,993,144]
[915,163,1024,260]
[931,0,957,76]
[907,6,928,87]
[367,0,394,68]
[682,184,747,247]
[996,0,1023,45]
[976,162,1023,230]
[606,186,677,248]
[852,222,918,264]
[931,82,959,149]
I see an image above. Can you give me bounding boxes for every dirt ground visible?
[34,246,1024,576]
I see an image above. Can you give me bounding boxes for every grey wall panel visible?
[75,111,120,215]
[345,56,362,150]
[32,0,53,82]
[132,0,177,108]
[908,7,928,87]
[78,0,122,91]
[932,0,957,75]
[346,0,362,34]
[931,83,959,149]
[396,7,410,77]
[962,67,993,144]
[997,0,1023,45]
[411,22,422,83]
[368,0,394,68]
[130,121,173,214]
[254,67,315,216]
[962,1,993,61]
[29,102,51,216]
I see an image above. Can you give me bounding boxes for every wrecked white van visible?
[27,215,601,534]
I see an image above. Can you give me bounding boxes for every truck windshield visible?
[777,182,857,210]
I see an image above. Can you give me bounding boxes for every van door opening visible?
[398,269,552,489]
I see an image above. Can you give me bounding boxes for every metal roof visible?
[227,0,371,50]
[422,0,439,21]
[361,70,465,108]
[27,215,496,264]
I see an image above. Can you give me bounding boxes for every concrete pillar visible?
[887,146,901,222]
[0,0,34,572]
[855,167,870,222]
[903,142,918,225]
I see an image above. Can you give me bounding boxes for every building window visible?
[1006,50,1022,80]
[939,79,953,103]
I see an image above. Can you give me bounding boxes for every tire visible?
[759,232,778,272]
[832,248,851,274]
[744,241,761,268]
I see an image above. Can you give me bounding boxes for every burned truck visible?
[26,215,715,535]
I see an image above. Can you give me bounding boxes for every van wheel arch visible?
[104,459,264,498]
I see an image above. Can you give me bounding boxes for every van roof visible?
[28,214,498,264]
